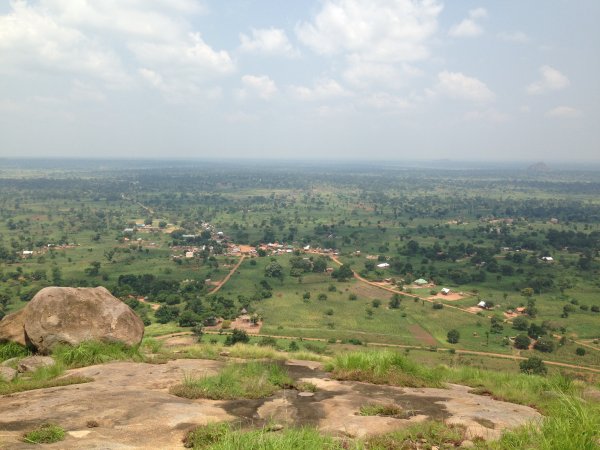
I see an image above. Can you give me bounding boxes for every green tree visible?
[447,329,460,344]
[224,329,250,346]
[389,293,402,309]
[264,261,284,281]
[520,356,547,375]
[514,334,531,349]
[533,337,555,353]
[512,316,529,331]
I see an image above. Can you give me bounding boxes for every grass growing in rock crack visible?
[0,360,92,395]
[326,350,445,388]
[359,403,405,418]
[170,361,294,400]
[22,423,66,444]
[365,420,466,449]
[184,423,350,450]
[52,341,143,368]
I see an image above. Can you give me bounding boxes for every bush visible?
[512,316,529,331]
[432,302,443,310]
[519,356,547,375]
[514,334,531,350]
[575,347,586,356]
[0,342,30,362]
[224,329,249,346]
[257,337,278,347]
[371,299,381,308]
[534,337,556,353]
[446,329,460,344]
[318,293,328,301]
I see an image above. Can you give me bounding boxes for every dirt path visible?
[121,194,155,215]
[208,255,245,295]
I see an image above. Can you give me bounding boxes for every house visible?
[541,256,554,262]
[185,251,194,258]
[123,228,134,234]
[477,300,487,308]
[377,262,390,269]
[303,245,311,250]
[414,278,428,286]
[441,288,451,295]
[22,250,34,257]
[182,234,196,239]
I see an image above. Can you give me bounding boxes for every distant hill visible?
[527,161,550,172]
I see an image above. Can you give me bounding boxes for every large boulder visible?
[0,308,28,347]
[0,287,144,353]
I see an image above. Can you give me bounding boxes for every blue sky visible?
[0,0,598,162]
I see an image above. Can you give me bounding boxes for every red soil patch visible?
[428,293,465,301]
[408,324,438,346]
[204,315,263,335]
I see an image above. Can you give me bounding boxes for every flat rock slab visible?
[0,359,229,449]
[0,359,542,448]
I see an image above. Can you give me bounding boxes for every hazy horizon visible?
[1,1,599,161]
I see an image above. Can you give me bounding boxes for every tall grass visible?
[170,361,294,400]
[327,350,445,387]
[488,392,600,450]
[52,341,143,368]
[0,342,30,362]
[327,349,586,411]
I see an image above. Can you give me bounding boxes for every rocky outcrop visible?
[17,356,56,373]
[0,308,27,347]
[0,366,17,382]
[0,287,144,353]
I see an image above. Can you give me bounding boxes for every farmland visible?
[1,159,599,373]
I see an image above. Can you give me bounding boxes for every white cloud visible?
[289,79,350,101]
[239,75,278,100]
[69,80,106,102]
[436,71,495,102]
[545,106,582,119]
[0,1,129,86]
[449,8,488,38]
[498,31,530,44]
[527,65,570,95]
[239,28,299,58]
[0,0,232,99]
[343,56,422,89]
[296,0,442,62]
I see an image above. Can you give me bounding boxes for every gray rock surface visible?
[17,355,56,373]
[0,366,17,381]
[0,308,27,347]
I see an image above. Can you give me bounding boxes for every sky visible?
[0,0,598,162]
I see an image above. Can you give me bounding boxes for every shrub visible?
[514,334,531,350]
[348,293,357,301]
[359,403,404,417]
[519,356,547,375]
[432,302,443,310]
[224,329,249,346]
[575,347,586,356]
[371,299,381,308]
[348,338,363,346]
[288,341,299,351]
[446,329,460,344]
[52,341,142,368]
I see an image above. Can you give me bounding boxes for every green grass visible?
[22,423,66,444]
[365,421,466,449]
[326,350,446,388]
[184,423,349,450]
[170,361,294,400]
[52,341,144,368]
[486,391,600,450]
[0,342,31,362]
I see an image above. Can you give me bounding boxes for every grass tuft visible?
[170,361,294,400]
[22,423,66,444]
[359,403,405,418]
